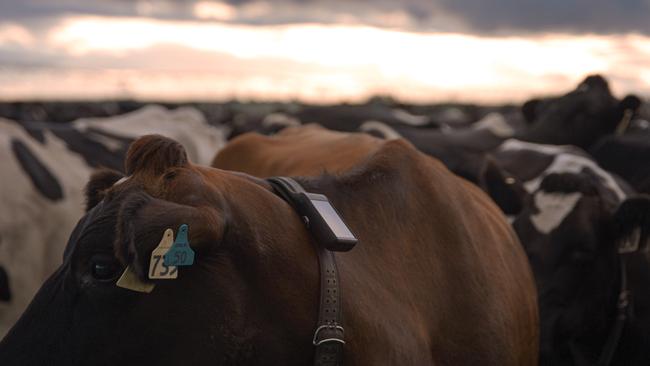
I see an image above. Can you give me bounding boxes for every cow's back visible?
[212,124,384,177]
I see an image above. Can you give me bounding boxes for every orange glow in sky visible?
[1,15,649,103]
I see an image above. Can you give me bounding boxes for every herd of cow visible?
[0,74,648,365]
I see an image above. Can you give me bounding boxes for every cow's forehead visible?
[63,200,119,260]
[499,140,627,202]
[530,191,583,235]
[527,155,627,202]
[519,169,616,241]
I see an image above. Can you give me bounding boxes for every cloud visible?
[1,0,649,36]
[0,23,35,47]
[433,0,650,35]
[215,0,650,35]
[0,42,387,102]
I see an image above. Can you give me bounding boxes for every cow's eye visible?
[90,257,120,281]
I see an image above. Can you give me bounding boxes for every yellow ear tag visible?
[149,229,178,279]
[116,265,155,293]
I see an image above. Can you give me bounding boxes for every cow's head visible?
[0,135,319,365]
[512,172,650,365]
[521,75,641,149]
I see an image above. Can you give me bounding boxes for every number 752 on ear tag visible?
[149,229,178,279]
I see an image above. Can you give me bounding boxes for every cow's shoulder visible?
[326,137,507,227]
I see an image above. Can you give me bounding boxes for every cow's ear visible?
[620,95,641,112]
[521,99,540,124]
[479,157,527,215]
[85,169,124,211]
[125,134,188,176]
[582,74,609,90]
[612,195,650,253]
[114,191,226,278]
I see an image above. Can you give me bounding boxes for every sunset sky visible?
[0,0,649,103]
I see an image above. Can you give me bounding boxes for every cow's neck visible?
[570,252,636,366]
[212,180,321,365]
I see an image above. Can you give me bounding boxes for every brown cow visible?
[215,125,539,363]
[0,134,538,365]
[213,124,385,177]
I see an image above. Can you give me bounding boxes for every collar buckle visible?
[312,323,345,346]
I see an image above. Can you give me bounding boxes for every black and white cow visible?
[294,103,436,131]
[0,105,227,336]
[480,139,650,365]
[492,139,632,200]
[512,173,650,366]
[226,102,439,139]
[0,117,90,336]
[359,113,516,183]
[519,74,641,150]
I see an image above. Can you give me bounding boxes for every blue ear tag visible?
[163,224,195,266]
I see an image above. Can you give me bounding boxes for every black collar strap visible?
[597,246,635,365]
[267,177,353,366]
